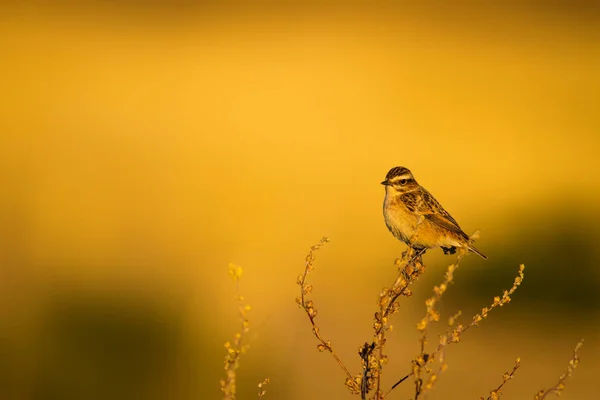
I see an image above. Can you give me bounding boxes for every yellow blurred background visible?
[1,2,599,399]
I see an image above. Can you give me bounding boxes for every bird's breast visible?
[383,195,419,244]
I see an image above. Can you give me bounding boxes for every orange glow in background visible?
[1,2,598,399]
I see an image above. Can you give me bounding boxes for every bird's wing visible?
[402,190,469,240]
[425,214,469,241]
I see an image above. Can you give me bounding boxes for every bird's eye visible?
[399,179,407,185]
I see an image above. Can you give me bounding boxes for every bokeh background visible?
[1,1,599,399]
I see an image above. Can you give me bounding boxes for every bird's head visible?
[381,166,419,193]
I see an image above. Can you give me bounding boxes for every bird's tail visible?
[468,244,488,260]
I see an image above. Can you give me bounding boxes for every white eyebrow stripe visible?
[390,174,413,181]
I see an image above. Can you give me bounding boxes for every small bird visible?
[381,166,487,259]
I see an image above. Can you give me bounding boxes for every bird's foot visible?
[441,246,457,255]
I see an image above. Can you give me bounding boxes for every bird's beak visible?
[381,180,389,186]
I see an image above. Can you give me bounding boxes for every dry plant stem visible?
[387,264,526,398]
[364,221,428,399]
[221,264,251,400]
[430,264,525,363]
[385,248,427,317]
[478,358,521,400]
[257,378,270,399]
[377,256,416,399]
[296,238,361,394]
[534,340,584,399]
[423,310,463,399]
[413,251,466,400]
[364,247,427,400]
[359,342,376,399]
[438,264,525,349]
[375,319,384,400]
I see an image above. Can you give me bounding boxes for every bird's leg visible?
[408,246,427,266]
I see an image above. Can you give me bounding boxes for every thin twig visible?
[365,247,427,400]
[296,238,361,394]
[387,264,526,398]
[478,357,521,400]
[221,264,251,400]
[414,251,466,399]
[257,378,270,399]
[534,340,584,399]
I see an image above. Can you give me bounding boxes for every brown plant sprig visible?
[534,340,584,399]
[445,263,525,345]
[363,247,427,400]
[221,263,252,400]
[296,237,586,400]
[295,238,361,394]
[413,249,467,398]
[425,264,525,394]
[387,263,526,398]
[423,308,462,396]
[478,357,521,400]
[257,378,270,399]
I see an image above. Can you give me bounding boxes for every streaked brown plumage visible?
[381,166,487,259]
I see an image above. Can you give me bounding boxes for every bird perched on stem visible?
[381,166,487,259]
